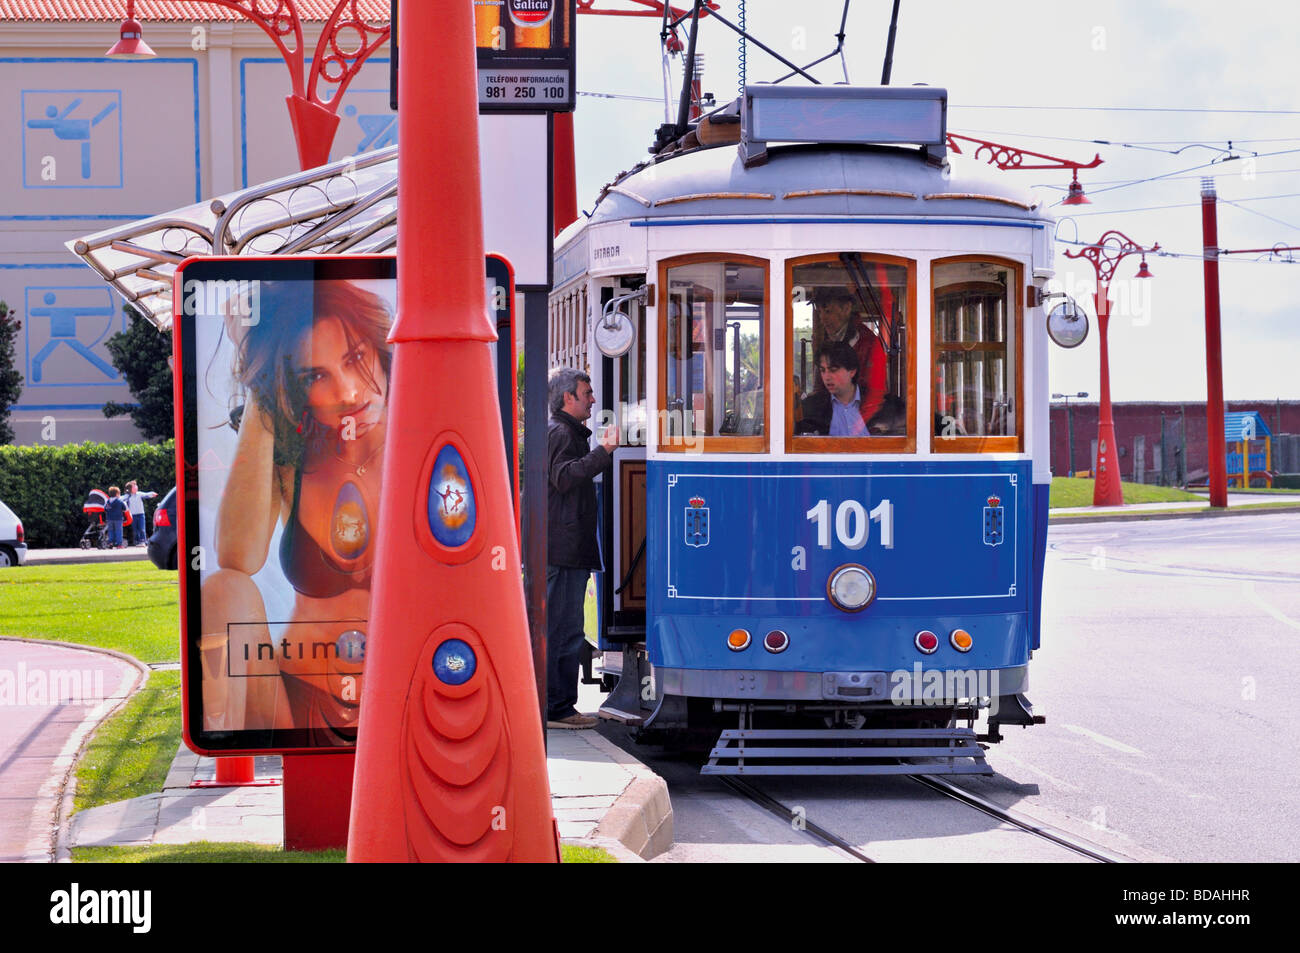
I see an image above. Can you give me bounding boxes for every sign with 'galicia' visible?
[475,0,575,112]
[508,0,556,27]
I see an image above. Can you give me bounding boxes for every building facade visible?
[0,2,390,444]
[1049,399,1300,485]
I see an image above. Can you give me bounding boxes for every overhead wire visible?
[1050,193,1300,217]
[953,103,1300,116]
[1054,236,1298,264]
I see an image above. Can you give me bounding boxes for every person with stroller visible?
[123,480,157,546]
[103,486,128,549]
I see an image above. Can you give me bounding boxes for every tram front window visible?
[660,257,767,451]
[788,255,911,450]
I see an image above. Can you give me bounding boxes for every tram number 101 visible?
[806,499,895,550]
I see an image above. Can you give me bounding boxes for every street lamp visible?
[1064,230,1158,507]
[107,1,390,171]
[105,0,157,59]
[1051,392,1088,477]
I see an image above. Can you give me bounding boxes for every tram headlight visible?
[827,564,876,613]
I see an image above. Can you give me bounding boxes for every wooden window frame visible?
[785,252,917,454]
[930,255,1024,454]
[656,253,770,453]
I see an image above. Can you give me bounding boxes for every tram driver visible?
[809,288,888,423]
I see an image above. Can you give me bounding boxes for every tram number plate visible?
[478,71,570,105]
[806,498,894,550]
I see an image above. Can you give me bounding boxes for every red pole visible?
[553,111,578,236]
[347,0,558,862]
[1202,178,1228,507]
[1092,283,1123,506]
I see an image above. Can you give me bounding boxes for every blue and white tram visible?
[550,86,1071,775]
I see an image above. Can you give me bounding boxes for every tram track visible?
[718,776,876,862]
[719,771,1123,863]
[908,775,1124,863]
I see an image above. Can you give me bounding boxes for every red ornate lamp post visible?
[108,1,390,171]
[1064,231,1159,507]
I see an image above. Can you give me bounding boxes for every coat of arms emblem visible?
[983,494,1004,547]
[685,495,709,548]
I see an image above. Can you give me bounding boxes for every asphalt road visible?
[600,512,1300,863]
[953,512,1300,863]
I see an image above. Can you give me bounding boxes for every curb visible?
[0,637,151,863]
[579,728,673,860]
[24,550,149,566]
[1049,502,1300,525]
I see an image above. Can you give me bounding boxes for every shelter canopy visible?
[67,145,397,329]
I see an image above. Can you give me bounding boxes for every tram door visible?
[598,279,648,644]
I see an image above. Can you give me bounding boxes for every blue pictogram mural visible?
[345,103,397,152]
[22,90,124,188]
[24,286,121,386]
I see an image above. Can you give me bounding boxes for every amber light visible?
[950,628,973,652]
[915,630,938,654]
[727,628,751,651]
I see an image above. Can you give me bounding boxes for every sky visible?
[566,0,1300,403]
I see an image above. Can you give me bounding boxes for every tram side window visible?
[789,255,909,444]
[932,258,1020,446]
[661,258,767,451]
[616,288,648,445]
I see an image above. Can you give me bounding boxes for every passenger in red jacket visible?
[811,289,887,423]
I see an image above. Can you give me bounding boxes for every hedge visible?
[0,442,177,548]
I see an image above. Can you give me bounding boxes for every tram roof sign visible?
[741,85,948,167]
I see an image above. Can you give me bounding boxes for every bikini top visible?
[279,463,372,599]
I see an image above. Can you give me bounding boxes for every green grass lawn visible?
[73,843,345,863]
[1213,485,1300,494]
[0,562,180,663]
[73,669,181,813]
[73,842,614,863]
[1049,477,1204,508]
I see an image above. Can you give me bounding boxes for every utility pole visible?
[1201,179,1228,507]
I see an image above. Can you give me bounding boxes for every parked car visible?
[0,499,27,567]
[147,487,177,571]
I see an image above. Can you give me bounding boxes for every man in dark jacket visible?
[547,367,618,729]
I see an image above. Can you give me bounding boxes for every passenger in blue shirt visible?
[796,341,871,437]
[103,486,128,548]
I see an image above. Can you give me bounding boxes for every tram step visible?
[603,626,647,644]
[702,726,993,776]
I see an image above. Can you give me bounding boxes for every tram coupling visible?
[980,693,1047,744]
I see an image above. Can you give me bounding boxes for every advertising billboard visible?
[475,0,576,112]
[176,256,397,754]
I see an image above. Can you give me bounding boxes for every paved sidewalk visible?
[64,678,671,861]
[24,547,149,566]
[1050,491,1300,523]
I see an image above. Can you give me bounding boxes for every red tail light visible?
[154,508,171,528]
[15,523,22,544]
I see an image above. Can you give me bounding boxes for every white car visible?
[0,499,27,567]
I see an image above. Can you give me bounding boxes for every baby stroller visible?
[80,488,130,549]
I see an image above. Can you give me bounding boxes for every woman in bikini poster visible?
[191,270,395,746]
